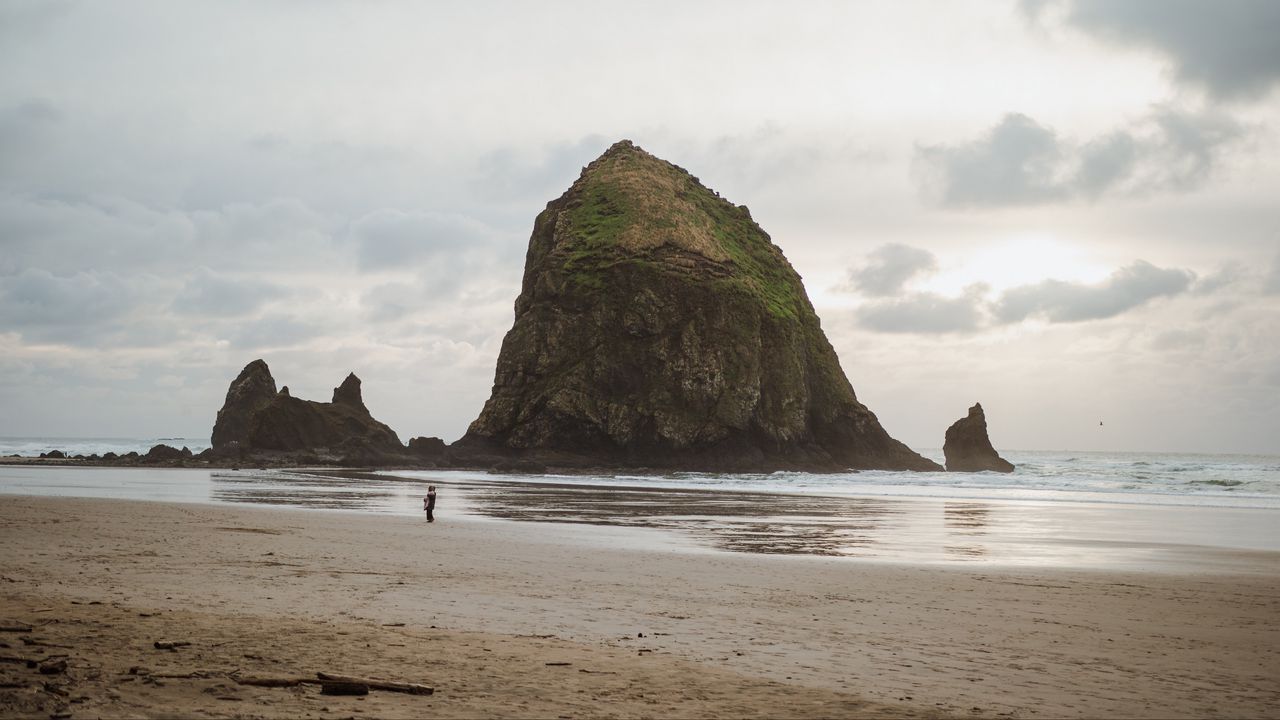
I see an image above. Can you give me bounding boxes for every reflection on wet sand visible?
[451,480,908,557]
[944,502,990,559]
[210,470,403,512]
[204,469,1021,561]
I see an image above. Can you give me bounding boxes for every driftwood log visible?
[320,680,369,696]
[233,672,433,696]
[316,672,434,695]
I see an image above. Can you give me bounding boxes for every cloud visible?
[0,268,181,347]
[170,268,287,318]
[855,286,988,334]
[993,260,1194,323]
[1265,252,1280,295]
[227,315,323,350]
[845,243,938,296]
[1027,0,1280,101]
[350,209,496,272]
[915,114,1067,207]
[1191,263,1244,295]
[0,268,136,328]
[914,109,1243,208]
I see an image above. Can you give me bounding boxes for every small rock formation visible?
[211,360,402,455]
[457,140,939,472]
[943,403,1014,473]
[407,436,447,457]
[143,444,188,463]
[332,373,367,412]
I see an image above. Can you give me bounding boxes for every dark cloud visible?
[915,109,1242,208]
[855,288,987,334]
[0,268,135,328]
[846,243,938,296]
[0,268,184,348]
[993,260,1194,323]
[1027,0,1280,101]
[471,135,609,207]
[914,114,1066,207]
[350,209,492,272]
[227,315,323,350]
[1265,252,1280,295]
[170,268,287,317]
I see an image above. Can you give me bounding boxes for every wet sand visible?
[2,495,1279,718]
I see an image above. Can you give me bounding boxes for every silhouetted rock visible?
[332,373,367,413]
[144,444,186,463]
[39,450,65,459]
[211,359,278,449]
[943,403,1014,473]
[407,436,447,457]
[211,360,402,456]
[457,140,939,472]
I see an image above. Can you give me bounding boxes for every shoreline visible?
[3,495,1279,717]
[4,465,1280,573]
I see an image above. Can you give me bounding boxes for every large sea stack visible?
[457,140,939,472]
[211,360,402,455]
[943,403,1014,473]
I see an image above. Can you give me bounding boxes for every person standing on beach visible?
[424,486,436,522]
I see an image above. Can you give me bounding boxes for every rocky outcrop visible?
[143,444,190,463]
[332,373,367,412]
[943,403,1014,473]
[407,436,447,458]
[457,140,939,472]
[211,360,402,455]
[210,360,278,449]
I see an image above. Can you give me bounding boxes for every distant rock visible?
[456,140,939,473]
[943,403,1014,473]
[39,450,66,459]
[211,359,278,449]
[144,444,186,463]
[407,436,447,457]
[210,360,402,455]
[331,373,367,413]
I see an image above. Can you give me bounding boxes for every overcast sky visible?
[2,0,1278,454]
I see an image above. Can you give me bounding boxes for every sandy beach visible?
[2,494,1279,718]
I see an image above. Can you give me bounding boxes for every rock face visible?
[943,403,1014,473]
[211,360,402,454]
[457,140,940,472]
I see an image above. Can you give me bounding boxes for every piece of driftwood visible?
[0,624,32,633]
[232,672,434,696]
[153,640,191,650]
[316,672,434,695]
[320,681,369,696]
[22,637,72,649]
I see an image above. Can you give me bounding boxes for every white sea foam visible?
[394,449,1280,510]
[0,436,211,457]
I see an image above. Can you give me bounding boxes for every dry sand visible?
[2,495,1278,718]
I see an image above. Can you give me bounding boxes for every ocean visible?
[0,436,212,458]
[3,440,1279,568]
[1,438,1277,510]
